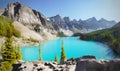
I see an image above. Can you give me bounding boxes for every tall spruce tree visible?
[60,40,66,64]
[39,45,42,61]
[0,26,16,71]
[0,16,22,71]
[16,46,22,60]
[1,26,17,63]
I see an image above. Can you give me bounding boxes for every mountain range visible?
[49,15,116,33]
[0,2,117,41]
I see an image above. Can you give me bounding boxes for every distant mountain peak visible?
[86,17,97,22]
[50,14,62,21]
[99,18,108,22]
[99,18,116,23]
[63,17,70,22]
[54,14,61,18]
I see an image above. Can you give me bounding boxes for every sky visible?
[0,0,120,22]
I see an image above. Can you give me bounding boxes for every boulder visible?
[75,59,120,71]
[12,63,22,71]
[44,62,57,69]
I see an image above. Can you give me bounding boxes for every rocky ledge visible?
[12,56,120,71]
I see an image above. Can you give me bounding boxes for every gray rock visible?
[44,62,57,69]
[12,58,120,71]
[2,2,53,30]
[75,59,120,71]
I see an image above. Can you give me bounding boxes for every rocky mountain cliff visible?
[0,2,57,42]
[49,15,116,33]
[3,2,53,29]
[49,15,83,33]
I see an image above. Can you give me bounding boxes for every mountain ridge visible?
[49,14,116,33]
[0,2,117,40]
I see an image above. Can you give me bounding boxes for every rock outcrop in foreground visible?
[75,59,120,71]
[12,56,120,71]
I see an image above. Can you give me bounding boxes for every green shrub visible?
[113,41,120,49]
[57,32,66,37]
[0,61,12,71]
[28,37,39,43]
[13,28,21,37]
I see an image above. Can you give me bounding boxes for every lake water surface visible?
[21,37,116,62]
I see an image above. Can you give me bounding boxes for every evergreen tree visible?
[16,46,22,60]
[0,27,17,71]
[39,45,42,61]
[54,55,58,63]
[0,61,12,71]
[60,41,66,64]
[0,16,21,71]
[1,27,17,63]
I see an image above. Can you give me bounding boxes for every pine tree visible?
[0,17,21,71]
[0,61,12,71]
[0,27,17,71]
[54,55,58,63]
[39,45,42,61]
[16,46,22,60]
[1,27,17,63]
[60,40,66,64]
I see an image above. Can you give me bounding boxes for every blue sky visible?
[0,0,120,21]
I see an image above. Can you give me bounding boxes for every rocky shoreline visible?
[0,36,59,47]
[12,56,120,71]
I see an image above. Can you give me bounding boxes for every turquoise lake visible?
[21,37,117,62]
